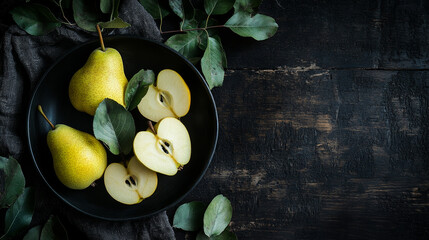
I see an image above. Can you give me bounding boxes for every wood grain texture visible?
[174,68,429,239]
[224,0,429,70]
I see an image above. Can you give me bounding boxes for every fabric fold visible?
[0,0,174,239]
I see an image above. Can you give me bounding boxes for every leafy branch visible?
[10,0,130,36]
[10,0,278,89]
[141,0,278,89]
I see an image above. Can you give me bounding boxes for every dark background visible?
[2,0,429,239]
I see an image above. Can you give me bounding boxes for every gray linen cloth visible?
[0,0,175,239]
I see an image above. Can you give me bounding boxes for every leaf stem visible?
[96,24,106,52]
[161,25,225,34]
[59,0,74,26]
[158,5,164,33]
[148,120,156,134]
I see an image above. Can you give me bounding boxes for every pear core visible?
[133,117,191,176]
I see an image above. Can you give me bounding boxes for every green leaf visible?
[225,11,278,41]
[204,0,234,15]
[201,36,225,89]
[0,156,25,209]
[99,17,131,29]
[173,201,206,231]
[169,0,185,19]
[165,31,202,60]
[139,0,170,20]
[203,194,232,237]
[23,225,41,240]
[111,0,120,20]
[100,0,112,14]
[125,69,155,111]
[188,57,201,65]
[198,18,219,51]
[10,4,61,36]
[197,228,237,240]
[233,0,262,13]
[40,215,68,240]
[73,0,99,32]
[2,187,35,240]
[213,35,227,68]
[93,99,136,155]
[182,9,206,30]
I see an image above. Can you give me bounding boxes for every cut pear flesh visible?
[134,117,191,176]
[138,69,191,122]
[104,156,158,205]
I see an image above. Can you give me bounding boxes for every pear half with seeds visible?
[104,156,158,205]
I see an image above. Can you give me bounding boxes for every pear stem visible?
[148,120,156,134]
[37,105,55,130]
[96,24,105,52]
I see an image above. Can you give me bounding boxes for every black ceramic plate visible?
[26,36,218,220]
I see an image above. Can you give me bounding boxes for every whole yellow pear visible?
[69,47,128,116]
[47,124,107,190]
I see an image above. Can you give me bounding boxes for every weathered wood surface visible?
[1,0,429,239]
[173,0,429,239]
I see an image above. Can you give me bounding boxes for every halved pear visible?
[137,69,191,122]
[104,156,158,205]
[133,117,191,176]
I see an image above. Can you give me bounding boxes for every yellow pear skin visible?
[47,124,107,190]
[69,47,128,116]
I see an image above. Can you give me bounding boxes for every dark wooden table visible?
[172,0,429,239]
[1,0,428,239]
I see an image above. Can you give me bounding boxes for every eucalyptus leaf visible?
[125,69,155,111]
[73,0,99,32]
[165,31,202,60]
[23,225,41,240]
[233,0,262,13]
[2,187,35,240]
[169,0,185,19]
[93,99,136,155]
[196,228,237,240]
[204,0,234,15]
[225,11,278,41]
[173,201,206,231]
[99,17,131,29]
[0,156,25,209]
[10,4,61,36]
[201,36,225,89]
[139,0,170,20]
[203,194,232,237]
[40,215,68,240]
[100,0,112,14]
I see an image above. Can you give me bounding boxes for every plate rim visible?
[26,35,219,221]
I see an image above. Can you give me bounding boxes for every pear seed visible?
[125,179,131,187]
[129,176,137,186]
[161,144,169,154]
